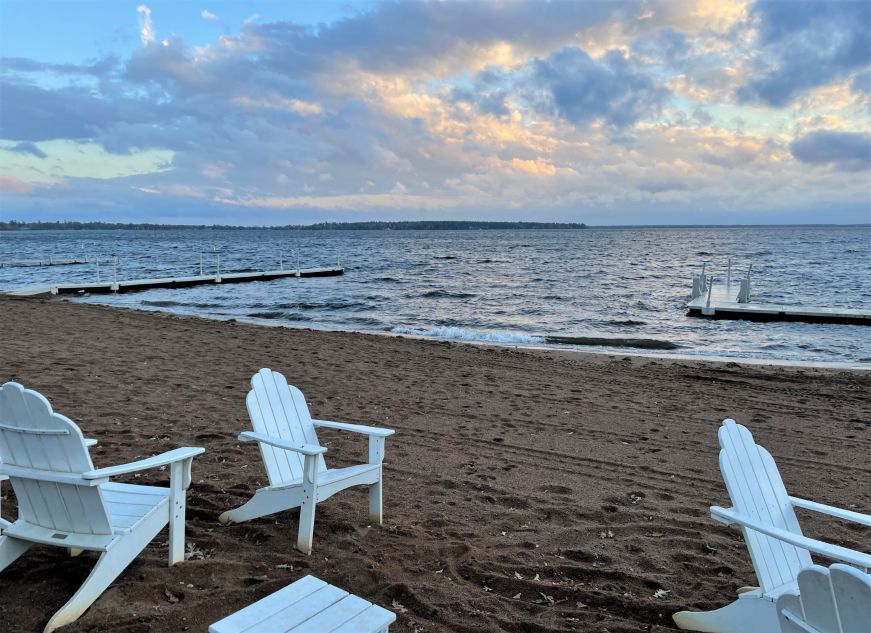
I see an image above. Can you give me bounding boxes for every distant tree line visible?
[0,220,587,231]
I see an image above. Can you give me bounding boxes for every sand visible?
[0,295,868,633]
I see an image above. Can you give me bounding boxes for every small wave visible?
[546,336,679,350]
[297,301,367,311]
[142,300,183,307]
[419,290,477,299]
[601,319,646,326]
[391,326,545,345]
[142,300,222,308]
[248,311,312,321]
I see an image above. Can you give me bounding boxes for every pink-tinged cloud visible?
[0,175,37,193]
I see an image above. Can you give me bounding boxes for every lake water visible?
[1,226,869,363]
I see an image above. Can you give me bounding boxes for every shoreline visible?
[67,295,871,372]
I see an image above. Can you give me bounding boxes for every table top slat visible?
[209,575,395,633]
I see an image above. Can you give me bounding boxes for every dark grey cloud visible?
[632,27,691,65]
[739,0,871,106]
[790,130,871,171]
[528,47,668,128]
[0,80,166,143]
[0,55,118,77]
[251,0,640,76]
[9,141,46,158]
[853,70,871,95]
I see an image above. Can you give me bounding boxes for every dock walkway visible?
[5,266,343,296]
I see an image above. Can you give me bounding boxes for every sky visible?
[1,0,870,225]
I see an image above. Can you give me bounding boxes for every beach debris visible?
[575,601,588,608]
[653,589,670,599]
[535,592,555,606]
[184,542,209,560]
[512,593,522,599]
[483,585,492,592]
[163,588,180,604]
[599,529,614,539]
[629,493,643,504]
[514,571,523,580]
[703,543,717,553]
[275,563,293,570]
[391,600,408,614]
[434,569,443,574]
[533,573,540,581]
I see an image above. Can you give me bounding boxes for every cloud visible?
[2,0,870,223]
[0,175,37,193]
[790,130,871,171]
[528,47,669,128]
[10,142,46,158]
[137,5,155,46]
[201,9,218,22]
[739,0,871,106]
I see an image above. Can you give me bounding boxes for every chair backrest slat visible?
[247,369,326,486]
[718,419,812,595]
[777,564,871,633]
[0,382,112,535]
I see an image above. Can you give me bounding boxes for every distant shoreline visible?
[1,220,868,231]
[2,220,589,231]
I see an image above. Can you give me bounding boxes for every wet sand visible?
[0,295,868,633]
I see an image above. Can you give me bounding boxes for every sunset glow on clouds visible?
[1,0,869,224]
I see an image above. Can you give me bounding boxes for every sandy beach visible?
[0,294,868,633]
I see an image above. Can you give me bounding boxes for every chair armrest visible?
[84,438,98,447]
[82,447,205,480]
[711,505,871,568]
[312,419,395,437]
[789,497,871,527]
[238,431,327,456]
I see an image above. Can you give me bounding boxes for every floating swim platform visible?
[4,267,344,296]
[686,264,870,326]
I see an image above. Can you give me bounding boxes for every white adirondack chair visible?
[219,368,395,554]
[1,437,97,534]
[674,419,871,633]
[0,382,205,633]
[777,564,871,633]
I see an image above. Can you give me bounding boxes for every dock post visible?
[279,253,283,271]
[199,253,204,276]
[113,257,118,284]
[216,254,222,282]
[95,258,101,283]
[727,258,731,289]
[746,264,752,302]
[296,252,301,278]
[703,277,715,315]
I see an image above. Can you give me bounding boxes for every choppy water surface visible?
[1,227,869,363]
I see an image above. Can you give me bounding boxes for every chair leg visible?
[369,476,383,525]
[296,454,320,555]
[0,534,32,571]
[297,497,317,555]
[168,460,187,566]
[43,544,142,633]
[673,593,780,633]
[219,485,304,525]
[68,548,84,557]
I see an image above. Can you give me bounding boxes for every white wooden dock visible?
[687,267,871,326]
[4,266,343,296]
[0,256,113,269]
